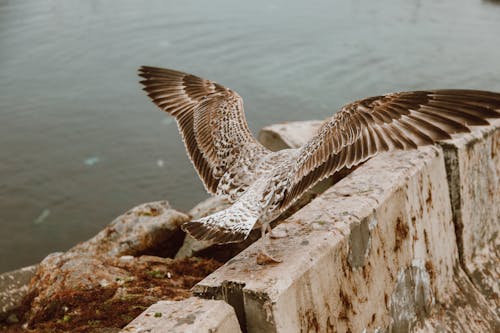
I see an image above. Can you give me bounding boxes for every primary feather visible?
[139,66,500,244]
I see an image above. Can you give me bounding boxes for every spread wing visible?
[139,66,269,195]
[280,90,500,208]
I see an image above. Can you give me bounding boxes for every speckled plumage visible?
[139,66,500,244]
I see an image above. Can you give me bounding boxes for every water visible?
[1,0,500,273]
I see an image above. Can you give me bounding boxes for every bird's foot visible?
[256,250,282,265]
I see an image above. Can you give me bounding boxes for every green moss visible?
[57,314,71,323]
[87,320,101,327]
[148,270,166,279]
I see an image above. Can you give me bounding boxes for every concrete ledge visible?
[194,147,458,332]
[439,119,500,311]
[120,297,242,333]
[194,121,500,332]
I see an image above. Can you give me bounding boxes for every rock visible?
[23,201,191,325]
[26,253,130,323]
[78,201,190,258]
[24,255,222,328]
[0,265,37,320]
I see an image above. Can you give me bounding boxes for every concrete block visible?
[121,297,242,333]
[439,119,500,310]
[194,139,498,332]
[258,120,323,151]
[0,265,37,318]
[194,146,476,332]
[260,118,500,318]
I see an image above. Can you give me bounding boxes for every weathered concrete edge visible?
[439,119,500,312]
[120,297,242,333]
[194,123,500,332]
[193,147,459,332]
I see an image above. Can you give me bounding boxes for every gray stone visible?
[22,201,190,323]
[121,297,242,333]
[0,265,37,319]
[80,200,189,258]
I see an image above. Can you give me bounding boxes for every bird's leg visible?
[256,223,282,265]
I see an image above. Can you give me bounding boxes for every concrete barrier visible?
[193,120,500,332]
[120,297,242,333]
[439,120,500,312]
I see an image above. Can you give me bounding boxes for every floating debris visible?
[157,159,165,167]
[158,40,171,48]
[161,117,174,125]
[33,209,50,225]
[84,156,100,166]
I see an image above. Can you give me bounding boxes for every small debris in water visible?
[83,156,100,166]
[158,40,171,48]
[161,117,174,125]
[33,209,50,225]
[157,159,165,167]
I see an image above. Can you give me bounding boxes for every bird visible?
[138,66,500,263]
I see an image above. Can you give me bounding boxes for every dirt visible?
[394,217,409,252]
[1,256,222,333]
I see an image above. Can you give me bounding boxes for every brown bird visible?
[139,66,500,262]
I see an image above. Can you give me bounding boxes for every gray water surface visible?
[1,0,500,272]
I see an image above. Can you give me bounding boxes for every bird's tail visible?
[181,202,259,244]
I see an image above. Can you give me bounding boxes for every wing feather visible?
[139,66,269,195]
[280,90,500,208]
